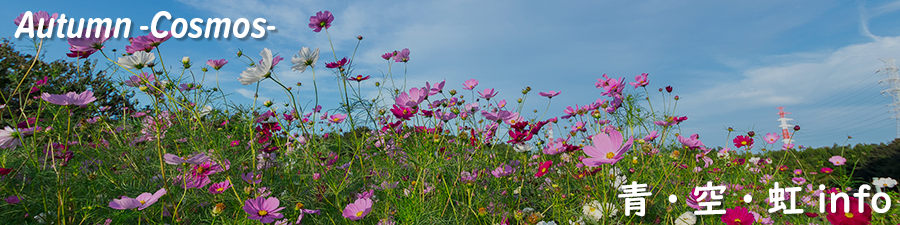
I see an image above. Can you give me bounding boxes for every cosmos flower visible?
[207,59,228,70]
[243,196,286,223]
[109,188,166,210]
[40,90,97,106]
[583,129,633,166]
[720,206,753,225]
[393,48,410,62]
[342,198,373,221]
[829,155,846,166]
[239,48,274,85]
[629,73,649,88]
[733,135,753,149]
[825,196,871,225]
[538,91,560,98]
[478,88,498,100]
[534,160,552,177]
[462,79,479,90]
[291,47,319,73]
[308,11,334,32]
[13,11,58,30]
[118,51,156,70]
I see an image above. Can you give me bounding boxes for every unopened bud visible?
[793,125,800,131]
[182,56,190,64]
[747,131,755,137]
[264,100,273,107]
[449,89,457,95]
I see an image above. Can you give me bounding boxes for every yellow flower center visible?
[734,219,741,223]
[845,212,853,218]
[259,210,268,216]
[741,141,747,145]
[140,200,146,204]
[606,152,615,159]
[541,168,547,173]
[216,188,224,192]
[590,207,596,212]
[356,211,364,217]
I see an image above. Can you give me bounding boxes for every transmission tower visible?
[879,58,900,139]
[776,107,794,145]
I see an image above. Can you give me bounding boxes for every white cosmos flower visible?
[198,105,213,117]
[674,211,696,225]
[239,48,273,85]
[291,47,319,73]
[118,51,155,70]
[514,143,533,152]
[582,200,617,222]
[874,177,898,188]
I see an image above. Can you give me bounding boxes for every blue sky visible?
[5,0,900,149]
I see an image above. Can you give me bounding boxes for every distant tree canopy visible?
[0,38,138,125]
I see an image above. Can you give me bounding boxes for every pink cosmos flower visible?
[538,91,561,98]
[208,181,232,194]
[393,48,410,63]
[462,79,479,90]
[820,167,833,174]
[162,153,208,165]
[0,126,31,149]
[491,163,515,178]
[721,206,753,225]
[40,90,97,106]
[67,27,115,58]
[13,11,58,30]
[329,114,347,124]
[381,52,393,60]
[427,80,445,95]
[792,177,806,185]
[677,133,704,150]
[207,59,228,70]
[342,198,373,221]
[763,132,779,144]
[534,160,553,177]
[395,87,426,108]
[477,88,498,100]
[829,155,846,166]
[583,129,633,166]
[109,188,167,210]
[629,73,649,88]
[244,196,286,223]
[643,130,658,142]
[781,142,794,150]
[308,11,334,32]
[124,72,156,87]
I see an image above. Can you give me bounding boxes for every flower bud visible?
[517,98,522,103]
[182,56,190,64]
[237,50,243,57]
[295,202,304,210]
[674,95,680,100]
[793,125,800,131]
[264,100,273,107]
[201,67,208,72]
[747,131,755,137]
[357,35,363,40]
[212,203,225,215]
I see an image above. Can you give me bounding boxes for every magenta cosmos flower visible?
[538,91,560,98]
[462,79,479,90]
[720,206,753,225]
[244,196,285,223]
[534,160,553,177]
[309,11,334,32]
[14,11,58,30]
[829,155,846,166]
[732,135,753,149]
[342,197,373,221]
[208,181,232,194]
[207,59,228,70]
[109,188,167,210]
[583,129,633,166]
[41,90,97,106]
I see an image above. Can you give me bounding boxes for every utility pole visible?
[879,58,900,139]
[776,107,794,145]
